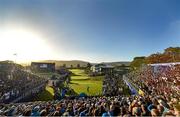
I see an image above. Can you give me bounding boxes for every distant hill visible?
[20,60,131,68]
[33,60,89,68]
[101,61,131,66]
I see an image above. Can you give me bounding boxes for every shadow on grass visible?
[72,78,90,81]
[69,82,79,85]
[66,88,79,96]
[71,72,82,76]
[35,90,54,101]
[35,86,54,101]
[90,78,103,81]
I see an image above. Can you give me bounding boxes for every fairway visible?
[69,69,103,96]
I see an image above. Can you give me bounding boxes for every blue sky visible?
[0,0,180,62]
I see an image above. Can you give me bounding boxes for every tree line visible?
[130,47,180,70]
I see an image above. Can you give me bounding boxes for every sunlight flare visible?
[0,27,54,62]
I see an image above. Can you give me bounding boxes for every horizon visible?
[0,59,131,65]
[0,0,180,62]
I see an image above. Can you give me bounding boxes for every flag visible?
[138,89,145,96]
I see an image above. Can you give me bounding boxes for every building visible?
[31,62,55,72]
[113,64,131,75]
[91,64,114,75]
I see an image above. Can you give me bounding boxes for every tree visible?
[77,64,80,68]
[63,64,66,68]
[87,63,92,68]
[130,56,146,70]
[164,47,180,62]
[70,65,73,68]
[145,53,163,64]
[145,47,180,64]
[85,63,92,74]
[164,47,180,54]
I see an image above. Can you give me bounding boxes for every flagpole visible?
[13,53,17,63]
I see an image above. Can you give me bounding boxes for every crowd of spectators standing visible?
[0,61,47,103]
[0,95,179,116]
[126,63,180,98]
[0,62,179,116]
[102,73,130,96]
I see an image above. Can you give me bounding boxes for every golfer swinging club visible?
[87,86,90,92]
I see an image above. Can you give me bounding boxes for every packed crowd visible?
[126,64,180,98]
[1,62,179,116]
[103,74,130,96]
[0,61,47,103]
[0,95,179,116]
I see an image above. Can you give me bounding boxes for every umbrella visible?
[79,92,87,97]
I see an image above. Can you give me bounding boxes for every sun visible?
[0,27,54,62]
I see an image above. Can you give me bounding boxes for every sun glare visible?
[0,27,54,62]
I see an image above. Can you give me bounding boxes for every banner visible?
[123,78,138,95]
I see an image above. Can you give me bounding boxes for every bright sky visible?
[0,0,180,63]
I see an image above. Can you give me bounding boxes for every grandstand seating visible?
[0,62,179,116]
[0,61,47,103]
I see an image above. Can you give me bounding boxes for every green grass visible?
[36,86,54,101]
[35,69,103,100]
[69,69,103,96]
[70,69,90,80]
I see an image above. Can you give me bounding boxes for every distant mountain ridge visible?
[101,61,131,66]
[35,60,89,68]
[20,60,131,68]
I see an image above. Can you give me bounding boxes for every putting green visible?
[69,69,103,96]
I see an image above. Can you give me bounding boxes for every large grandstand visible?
[0,59,179,116]
[0,61,47,103]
